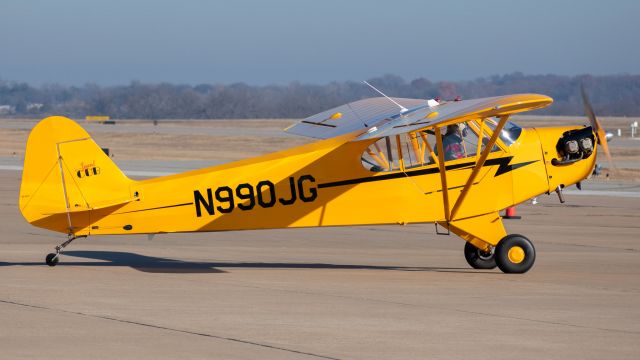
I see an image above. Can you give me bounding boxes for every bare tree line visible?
[1,73,639,119]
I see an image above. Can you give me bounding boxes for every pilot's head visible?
[446,123,467,137]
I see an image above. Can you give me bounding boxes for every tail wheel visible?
[495,234,536,273]
[45,253,59,267]
[463,241,497,269]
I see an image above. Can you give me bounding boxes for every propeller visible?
[581,85,616,173]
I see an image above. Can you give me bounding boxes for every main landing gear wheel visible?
[45,253,59,267]
[495,234,536,274]
[464,241,497,269]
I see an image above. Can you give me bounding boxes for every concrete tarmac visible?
[1,170,639,359]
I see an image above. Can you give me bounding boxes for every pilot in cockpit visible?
[443,124,466,160]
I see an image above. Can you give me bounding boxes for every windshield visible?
[485,119,522,145]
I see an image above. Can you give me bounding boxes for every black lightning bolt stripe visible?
[318,157,538,189]
[317,162,470,188]
[484,157,539,176]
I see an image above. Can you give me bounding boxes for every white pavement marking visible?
[564,190,640,198]
[0,165,174,177]
[0,165,22,171]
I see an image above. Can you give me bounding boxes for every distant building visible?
[27,103,44,112]
[0,105,16,115]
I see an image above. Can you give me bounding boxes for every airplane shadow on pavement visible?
[0,250,495,274]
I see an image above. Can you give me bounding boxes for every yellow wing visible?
[285,94,552,141]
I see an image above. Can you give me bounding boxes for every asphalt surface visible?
[1,169,639,359]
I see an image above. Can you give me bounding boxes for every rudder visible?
[19,116,135,234]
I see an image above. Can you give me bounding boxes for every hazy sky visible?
[1,0,639,85]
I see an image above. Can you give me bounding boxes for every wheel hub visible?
[507,246,525,264]
[478,248,494,260]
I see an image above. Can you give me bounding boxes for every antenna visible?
[363,81,408,113]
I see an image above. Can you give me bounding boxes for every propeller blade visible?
[581,85,616,173]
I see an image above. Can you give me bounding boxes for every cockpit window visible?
[485,119,523,145]
[361,120,502,172]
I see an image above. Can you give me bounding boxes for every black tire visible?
[495,234,535,274]
[45,253,59,267]
[464,241,497,269]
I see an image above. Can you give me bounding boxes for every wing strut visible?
[475,119,485,156]
[419,132,435,163]
[449,115,510,220]
[408,132,423,165]
[395,135,405,171]
[434,128,451,222]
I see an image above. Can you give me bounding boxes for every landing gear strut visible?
[45,235,86,267]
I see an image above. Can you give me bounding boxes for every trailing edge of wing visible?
[285,94,553,141]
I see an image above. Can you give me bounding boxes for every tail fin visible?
[19,116,135,234]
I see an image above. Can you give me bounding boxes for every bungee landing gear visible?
[45,235,86,267]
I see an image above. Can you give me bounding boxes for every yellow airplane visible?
[19,88,610,273]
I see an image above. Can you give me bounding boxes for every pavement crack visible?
[536,241,640,252]
[440,307,640,335]
[0,298,341,360]
[210,283,640,336]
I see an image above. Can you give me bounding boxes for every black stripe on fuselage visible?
[318,156,537,189]
[424,182,479,194]
[116,202,194,214]
[317,160,475,189]
[109,157,536,214]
